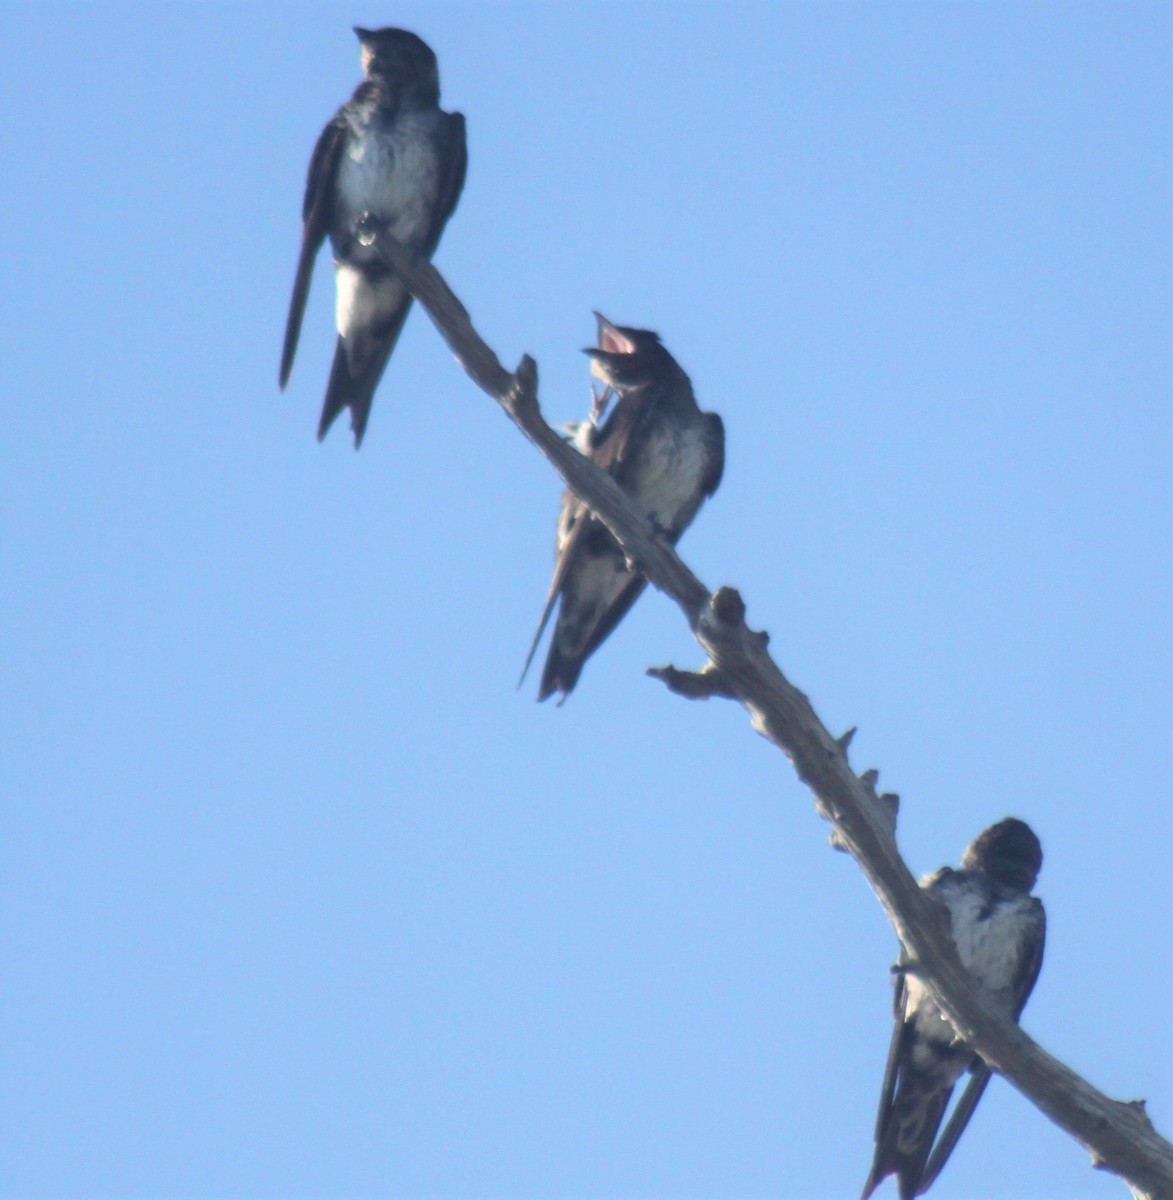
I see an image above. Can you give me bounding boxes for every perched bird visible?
[862,818,1046,1200]
[279,27,467,447]
[520,314,725,702]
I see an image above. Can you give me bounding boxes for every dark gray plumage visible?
[520,314,725,701]
[279,27,466,447]
[862,818,1046,1200]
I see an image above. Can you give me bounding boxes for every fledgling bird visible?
[520,314,725,702]
[861,817,1046,1200]
[279,27,467,447]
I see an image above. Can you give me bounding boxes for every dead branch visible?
[355,218,1173,1200]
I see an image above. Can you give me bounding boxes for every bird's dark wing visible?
[589,389,653,481]
[520,479,649,699]
[915,1065,990,1196]
[875,972,911,1144]
[537,541,646,701]
[1013,901,1046,1018]
[517,592,558,689]
[555,567,646,682]
[518,493,589,688]
[519,391,645,689]
[422,111,467,258]
[701,412,726,497]
[279,110,349,389]
[862,963,967,1200]
[917,900,1045,1195]
[861,972,912,1199]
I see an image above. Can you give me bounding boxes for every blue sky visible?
[2,3,1169,1198]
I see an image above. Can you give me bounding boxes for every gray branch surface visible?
[358,220,1173,1200]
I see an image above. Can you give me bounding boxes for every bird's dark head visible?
[355,27,440,97]
[582,312,681,391]
[962,817,1043,892]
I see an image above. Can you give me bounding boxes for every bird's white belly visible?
[334,262,405,339]
[336,116,440,246]
[949,892,1027,995]
[630,426,709,528]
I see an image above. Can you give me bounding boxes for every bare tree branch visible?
[356,219,1173,1200]
[645,662,737,700]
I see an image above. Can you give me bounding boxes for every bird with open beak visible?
[520,314,725,701]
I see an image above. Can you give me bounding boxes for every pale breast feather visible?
[335,115,442,245]
[333,261,407,340]
[627,420,714,532]
[939,880,1036,1000]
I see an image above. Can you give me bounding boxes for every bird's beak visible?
[591,312,635,355]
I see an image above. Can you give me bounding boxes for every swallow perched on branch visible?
[862,818,1046,1199]
[279,27,466,447]
[521,314,725,701]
